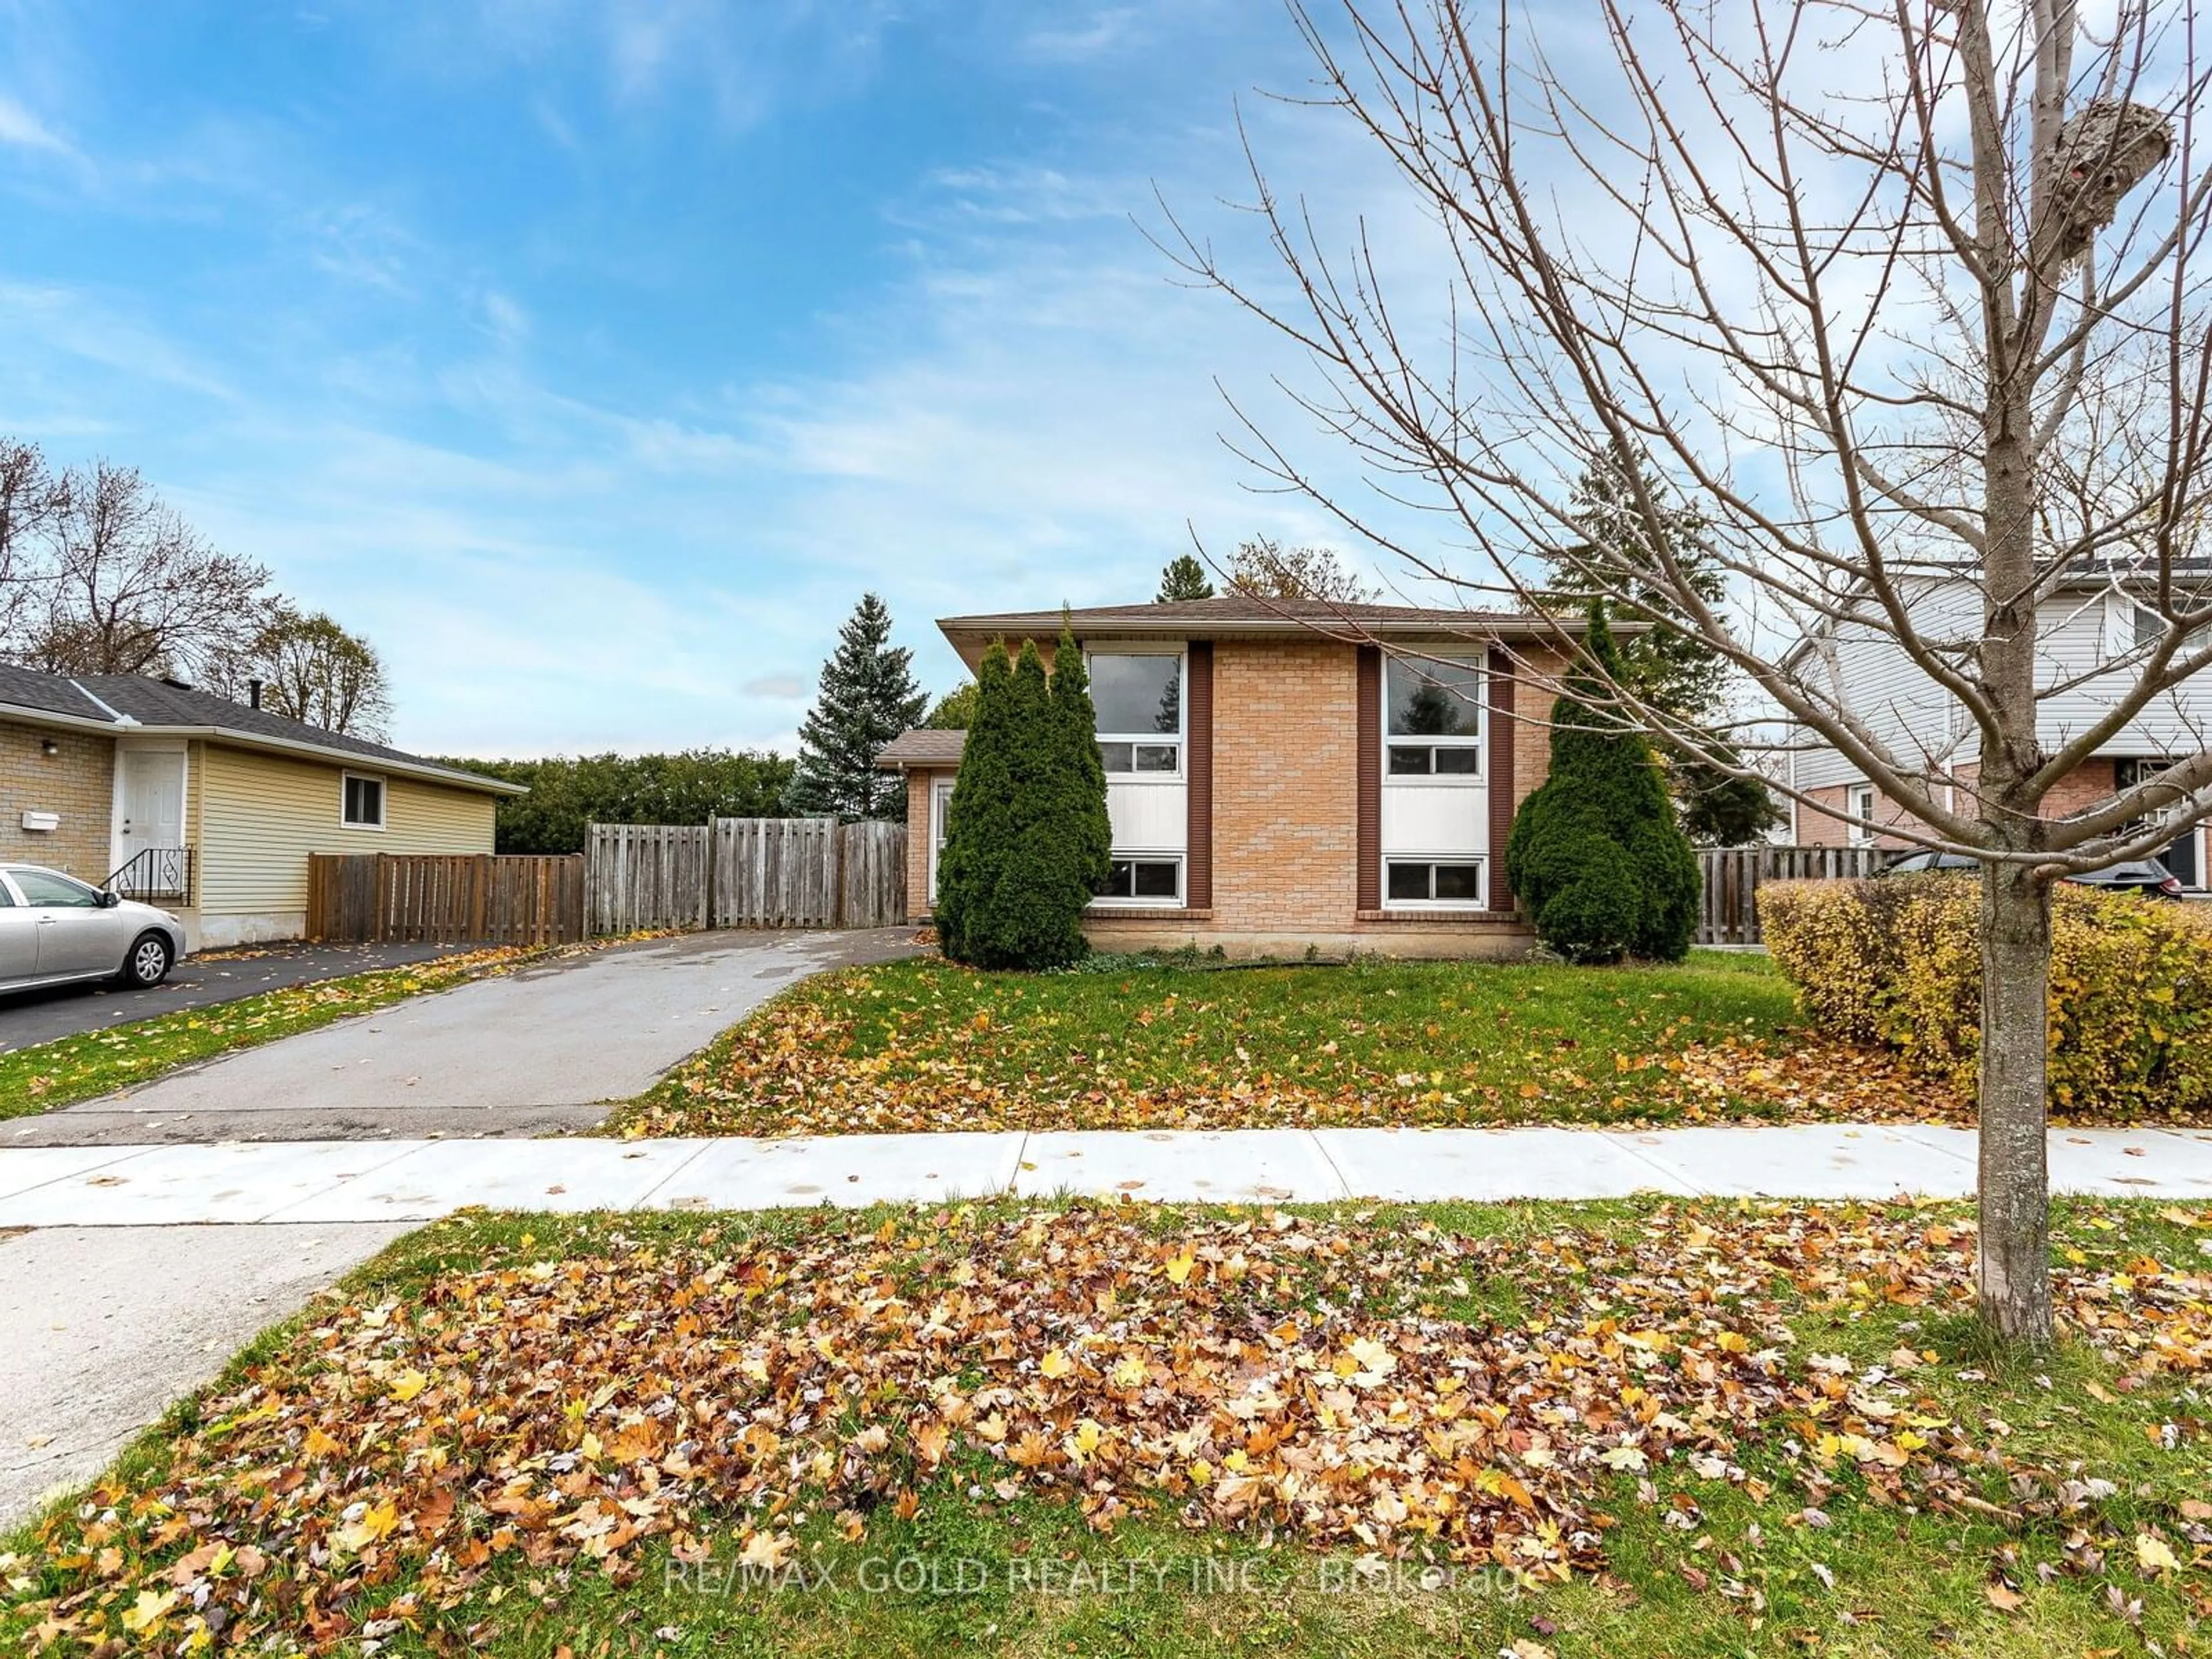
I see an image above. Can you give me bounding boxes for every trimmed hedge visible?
[1761,875,2212,1115]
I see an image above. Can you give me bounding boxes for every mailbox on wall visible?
[20,810,59,833]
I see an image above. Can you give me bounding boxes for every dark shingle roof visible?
[876,729,966,770]
[0,665,517,793]
[0,665,110,722]
[938,595,1588,645]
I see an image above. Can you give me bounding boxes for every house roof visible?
[0,664,525,795]
[876,728,966,770]
[938,596,1578,653]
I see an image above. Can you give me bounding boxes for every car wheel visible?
[121,931,173,988]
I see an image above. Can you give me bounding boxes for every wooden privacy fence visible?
[307,853,585,946]
[585,817,907,935]
[1697,843,1884,946]
[586,824,710,934]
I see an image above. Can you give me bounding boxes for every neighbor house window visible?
[1096,857,1182,903]
[929,779,954,903]
[1385,860,1486,906]
[1385,654,1483,775]
[342,772,387,830]
[2134,600,2212,656]
[1089,651,1183,775]
[1848,783,1876,844]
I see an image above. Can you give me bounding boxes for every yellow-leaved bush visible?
[1761,875,2212,1116]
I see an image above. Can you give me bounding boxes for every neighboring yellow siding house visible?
[195,744,498,945]
[0,663,521,951]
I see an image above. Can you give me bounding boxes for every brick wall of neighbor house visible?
[0,720,115,882]
[1798,760,2122,848]
[904,769,940,918]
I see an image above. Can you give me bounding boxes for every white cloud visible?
[0,92,70,156]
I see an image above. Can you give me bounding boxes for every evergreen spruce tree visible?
[1505,609,1700,963]
[785,593,927,820]
[1156,555,1215,602]
[1544,439,1780,843]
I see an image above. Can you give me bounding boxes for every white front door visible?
[116,749,186,873]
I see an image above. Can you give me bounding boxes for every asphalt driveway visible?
[0,941,468,1054]
[5,928,920,1146]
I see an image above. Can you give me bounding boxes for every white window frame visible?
[927,777,954,904]
[341,771,388,831]
[1090,854,1185,908]
[1086,645,1186,782]
[1381,857,1488,911]
[1381,652,1486,783]
[1847,782,1877,845]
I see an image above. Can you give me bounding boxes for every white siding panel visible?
[1794,575,1981,789]
[1380,783,1487,857]
[1105,780,1186,853]
[1796,578,2212,775]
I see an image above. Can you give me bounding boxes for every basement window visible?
[342,772,387,830]
[1094,858,1181,904]
[1385,859,1486,907]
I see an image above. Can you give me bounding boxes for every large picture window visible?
[1090,651,1183,775]
[1385,655,1483,776]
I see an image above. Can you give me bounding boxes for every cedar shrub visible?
[1504,609,1700,963]
[935,632,1109,970]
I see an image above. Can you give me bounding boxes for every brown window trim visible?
[1355,646,1382,911]
[1185,641,1213,908]
[1486,645,1516,912]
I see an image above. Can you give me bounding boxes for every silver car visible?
[0,863,188,993]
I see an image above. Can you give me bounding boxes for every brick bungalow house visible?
[0,663,521,948]
[877,597,1574,957]
[1787,568,2212,885]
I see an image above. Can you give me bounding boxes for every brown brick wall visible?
[915,633,1552,955]
[1210,638,1361,933]
[0,721,115,881]
[903,769,945,918]
[1510,645,1563,820]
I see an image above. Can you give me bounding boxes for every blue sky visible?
[0,0,1421,757]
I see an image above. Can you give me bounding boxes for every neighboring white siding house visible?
[1788,574,2212,882]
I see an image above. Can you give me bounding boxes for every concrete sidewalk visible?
[3,1122,2210,1224]
[0,1222,410,1528]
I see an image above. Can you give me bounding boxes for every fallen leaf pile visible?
[612,961,2000,1138]
[10,1202,2210,1652]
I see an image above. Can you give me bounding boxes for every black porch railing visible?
[105,844,193,904]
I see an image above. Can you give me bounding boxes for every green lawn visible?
[0,946,541,1120]
[7,1196,2207,1657]
[606,948,1925,1138]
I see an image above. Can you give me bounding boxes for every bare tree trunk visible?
[1978,855,2054,1346]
